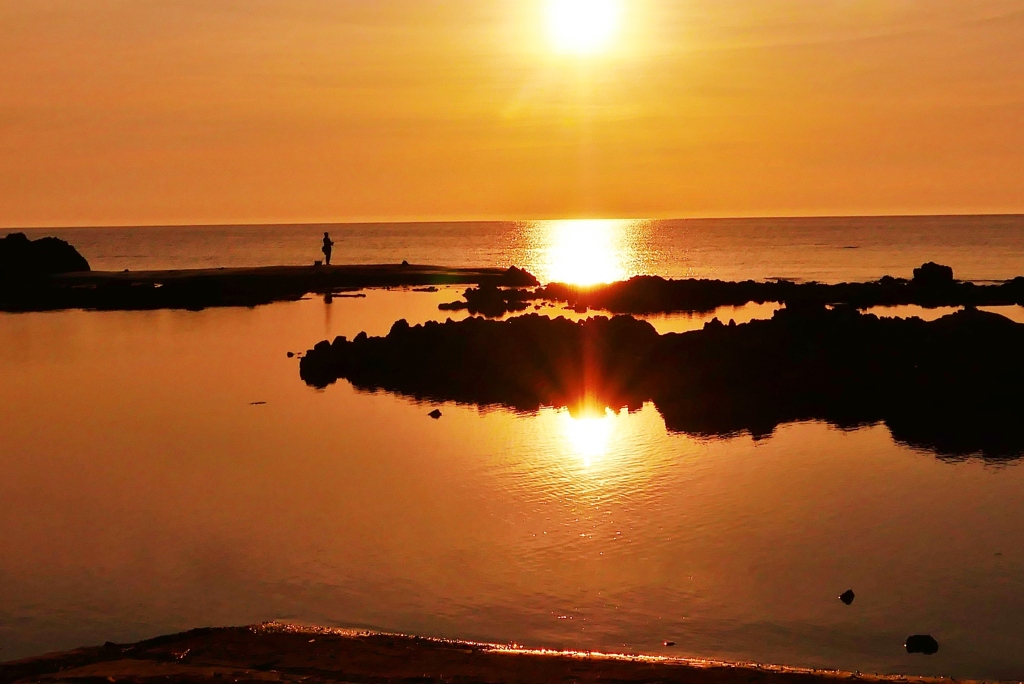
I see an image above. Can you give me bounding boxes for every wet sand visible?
[0,623,976,684]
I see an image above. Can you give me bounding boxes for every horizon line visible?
[6,212,1024,232]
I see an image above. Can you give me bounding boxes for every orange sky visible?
[2,0,1023,227]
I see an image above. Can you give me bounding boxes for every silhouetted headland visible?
[301,305,1024,460]
[0,623,968,684]
[0,233,90,280]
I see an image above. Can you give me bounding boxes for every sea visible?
[16,214,1024,283]
[3,216,1024,679]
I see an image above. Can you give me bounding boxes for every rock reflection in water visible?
[301,306,1024,461]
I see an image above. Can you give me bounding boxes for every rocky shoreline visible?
[3,232,1023,317]
[536,262,1024,314]
[438,262,1024,318]
[0,263,538,313]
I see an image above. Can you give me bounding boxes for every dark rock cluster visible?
[300,305,1024,460]
[439,284,536,317]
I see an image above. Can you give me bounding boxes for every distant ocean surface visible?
[16,215,1024,284]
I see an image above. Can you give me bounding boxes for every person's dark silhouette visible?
[322,232,334,266]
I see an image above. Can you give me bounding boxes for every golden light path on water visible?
[514,218,654,475]
[524,219,651,285]
[519,403,681,500]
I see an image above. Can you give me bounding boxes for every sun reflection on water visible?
[562,409,616,468]
[523,219,648,286]
[523,403,681,498]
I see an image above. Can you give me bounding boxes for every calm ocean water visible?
[17,215,1024,283]
[3,217,1024,678]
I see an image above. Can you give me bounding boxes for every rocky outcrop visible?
[905,635,940,655]
[912,262,954,289]
[300,306,1024,460]
[439,284,535,317]
[0,233,90,279]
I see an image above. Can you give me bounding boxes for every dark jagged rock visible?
[428,409,443,419]
[839,590,855,605]
[0,232,90,279]
[913,262,954,288]
[300,307,1024,461]
[439,284,535,317]
[904,635,939,655]
[435,268,542,318]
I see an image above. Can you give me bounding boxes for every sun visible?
[545,0,622,55]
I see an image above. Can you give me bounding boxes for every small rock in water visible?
[287,352,295,358]
[839,589,855,605]
[663,640,675,647]
[250,401,267,406]
[905,635,939,655]
[428,409,443,420]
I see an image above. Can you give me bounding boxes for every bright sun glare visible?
[546,0,621,55]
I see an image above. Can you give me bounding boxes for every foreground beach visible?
[0,624,977,684]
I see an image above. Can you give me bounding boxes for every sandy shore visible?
[0,623,980,684]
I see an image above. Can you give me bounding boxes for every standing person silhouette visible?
[321,232,334,266]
